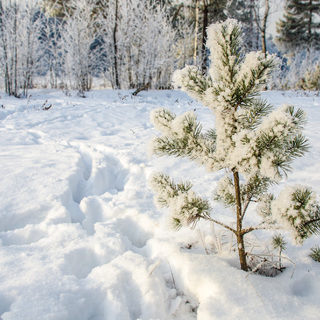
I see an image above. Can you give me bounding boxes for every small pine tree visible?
[149,19,320,271]
[272,234,287,269]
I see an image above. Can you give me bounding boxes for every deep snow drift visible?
[0,89,319,320]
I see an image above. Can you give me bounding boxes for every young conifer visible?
[149,19,320,271]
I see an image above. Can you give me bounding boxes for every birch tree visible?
[174,5,195,69]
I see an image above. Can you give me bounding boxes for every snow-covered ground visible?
[0,89,319,320]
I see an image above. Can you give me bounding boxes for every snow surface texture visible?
[0,89,320,320]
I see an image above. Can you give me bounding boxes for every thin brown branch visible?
[302,217,320,227]
[241,198,251,219]
[202,216,236,234]
[241,224,280,235]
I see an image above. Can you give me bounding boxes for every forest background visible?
[0,0,319,98]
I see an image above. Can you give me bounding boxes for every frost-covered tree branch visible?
[150,108,216,169]
[150,173,211,229]
[272,186,320,244]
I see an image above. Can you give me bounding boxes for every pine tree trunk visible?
[233,169,248,271]
[237,233,247,271]
[261,29,267,57]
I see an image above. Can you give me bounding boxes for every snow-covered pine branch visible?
[150,108,216,168]
[172,65,212,103]
[150,173,211,230]
[150,19,320,272]
[271,186,320,244]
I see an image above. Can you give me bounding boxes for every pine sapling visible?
[149,19,320,271]
[272,234,287,270]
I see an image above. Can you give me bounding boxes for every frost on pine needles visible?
[149,19,320,272]
[150,173,211,229]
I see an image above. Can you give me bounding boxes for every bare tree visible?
[59,0,101,93]
[0,0,44,97]
[97,0,176,89]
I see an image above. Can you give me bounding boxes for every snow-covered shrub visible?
[149,19,320,272]
[279,49,320,90]
[0,1,45,97]
[302,63,320,91]
[59,0,101,94]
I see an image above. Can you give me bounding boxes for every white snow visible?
[0,89,320,319]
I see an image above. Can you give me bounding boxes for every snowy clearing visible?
[0,89,320,320]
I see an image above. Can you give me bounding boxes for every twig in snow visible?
[149,260,161,276]
[197,229,209,255]
[41,100,52,111]
[132,82,150,96]
[247,253,296,278]
[167,260,176,289]
[245,274,265,305]
[43,104,52,111]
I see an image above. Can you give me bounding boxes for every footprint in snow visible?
[65,144,129,226]
[71,146,129,204]
[60,246,101,279]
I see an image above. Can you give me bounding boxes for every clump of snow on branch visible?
[149,173,211,229]
[214,176,236,209]
[228,105,308,181]
[272,186,320,244]
[172,66,211,103]
[206,19,243,85]
[150,107,216,169]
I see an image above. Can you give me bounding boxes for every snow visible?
[0,89,320,319]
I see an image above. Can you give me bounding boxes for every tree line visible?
[0,0,319,97]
